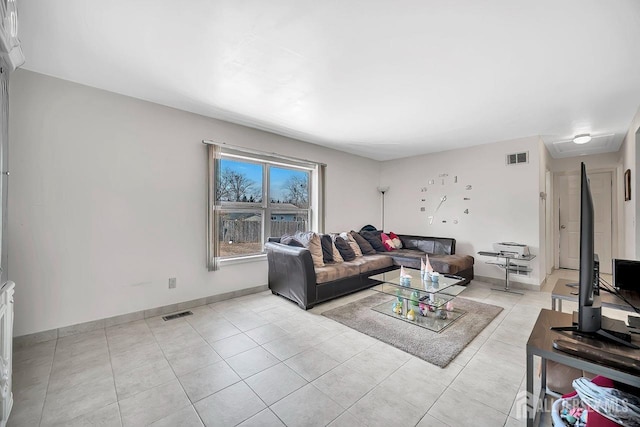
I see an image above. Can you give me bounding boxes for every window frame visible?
[206,142,324,269]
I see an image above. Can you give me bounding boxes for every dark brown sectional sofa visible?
[265,234,474,310]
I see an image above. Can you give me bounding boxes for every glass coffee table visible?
[368,268,467,332]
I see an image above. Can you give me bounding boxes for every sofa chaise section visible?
[391,235,474,284]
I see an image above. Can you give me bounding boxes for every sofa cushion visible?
[342,232,363,256]
[294,231,324,268]
[320,234,334,263]
[429,254,474,274]
[360,230,386,252]
[315,262,361,284]
[390,249,473,274]
[399,236,454,255]
[357,254,394,273]
[333,236,356,261]
[350,231,376,255]
[415,239,435,253]
[319,234,343,263]
[281,235,304,247]
[389,232,403,248]
[330,237,344,263]
[389,249,426,269]
[380,233,396,251]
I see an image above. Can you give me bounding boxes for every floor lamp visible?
[377,186,389,231]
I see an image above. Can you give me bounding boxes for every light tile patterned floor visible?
[10,270,615,426]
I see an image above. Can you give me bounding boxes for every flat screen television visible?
[613,258,640,291]
[552,163,637,348]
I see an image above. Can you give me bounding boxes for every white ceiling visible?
[16,0,640,161]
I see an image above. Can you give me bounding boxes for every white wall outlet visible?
[168,278,177,289]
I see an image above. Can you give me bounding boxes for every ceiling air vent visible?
[506,152,528,165]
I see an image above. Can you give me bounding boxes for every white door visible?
[558,172,613,274]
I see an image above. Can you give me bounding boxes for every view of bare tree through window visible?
[270,167,309,208]
[216,159,310,257]
[216,159,262,203]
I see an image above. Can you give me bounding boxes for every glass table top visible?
[368,267,467,332]
[369,268,466,297]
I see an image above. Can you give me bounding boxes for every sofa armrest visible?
[265,242,317,309]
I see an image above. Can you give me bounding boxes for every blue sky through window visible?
[270,167,308,203]
[221,159,262,183]
[220,158,308,204]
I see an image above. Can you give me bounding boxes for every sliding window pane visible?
[270,212,309,238]
[269,167,309,209]
[217,159,263,203]
[218,212,263,257]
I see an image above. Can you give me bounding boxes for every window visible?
[207,143,325,268]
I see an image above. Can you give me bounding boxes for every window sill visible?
[218,254,268,266]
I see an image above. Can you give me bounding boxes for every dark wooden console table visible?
[526,309,640,427]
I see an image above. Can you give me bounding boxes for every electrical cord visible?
[598,277,640,315]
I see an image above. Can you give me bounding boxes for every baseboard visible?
[474,275,541,292]
[14,284,269,349]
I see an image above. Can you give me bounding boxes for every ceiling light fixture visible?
[573,134,592,144]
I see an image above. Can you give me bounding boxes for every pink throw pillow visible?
[380,233,396,251]
[389,231,403,248]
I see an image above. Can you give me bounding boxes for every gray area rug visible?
[322,293,503,368]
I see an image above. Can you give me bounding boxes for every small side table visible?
[526,309,640,426]
[552,278,640,312]
[477,251,536,295]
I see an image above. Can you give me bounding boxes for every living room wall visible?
[380,136,544,288]
[8,70,382,336]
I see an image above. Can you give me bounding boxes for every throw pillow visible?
[333,236,356,261]
[341,232,363,256]
[389,231,403,249]
[350,231,376,255]
[319,234,334,263]
[281,235,304,247]
[294,231,325,268]
[327,234,344,263]
[380,232,396,251]
[360,230,386,252]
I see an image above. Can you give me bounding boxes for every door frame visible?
[553,167,619,271]
[545,170,553,275]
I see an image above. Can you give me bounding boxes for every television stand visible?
[527,309,640,427]
[551,311,639,349]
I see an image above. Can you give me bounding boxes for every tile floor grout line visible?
[104,326,124,427]
[170,305,295,425]
[315,339,415,425]
[141,316,200,426]
[503,371,528,422]
[36,337,57,427]
[39,330,115,426]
